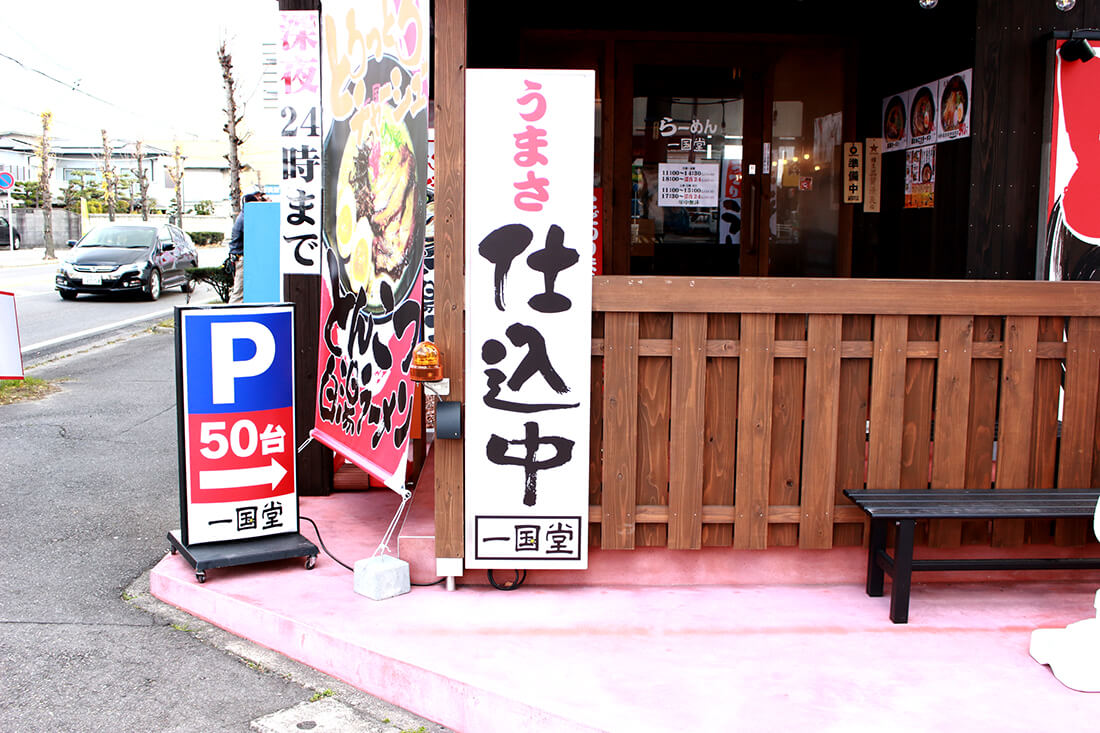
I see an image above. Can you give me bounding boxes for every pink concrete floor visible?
[151,457,1100,731]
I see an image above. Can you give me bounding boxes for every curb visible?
[124,568,449,733]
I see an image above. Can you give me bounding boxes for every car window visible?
[81,226,157,248]
[171,228,187,248]
[0,217,7,227]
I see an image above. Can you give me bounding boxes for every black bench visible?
[843,489,1100,623]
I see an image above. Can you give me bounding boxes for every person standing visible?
[227,191,267,303]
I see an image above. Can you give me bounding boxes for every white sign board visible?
[0,291,23,379]
[465,68,594,569]
[865,137,883,213]
[278,10,323,280]
[177,305,298,545]
[657,162,720,207]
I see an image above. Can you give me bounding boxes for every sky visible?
[0,0,279,145]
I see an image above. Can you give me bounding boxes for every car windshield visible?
[79,226,157,248]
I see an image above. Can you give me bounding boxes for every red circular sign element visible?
[0,172,13,191]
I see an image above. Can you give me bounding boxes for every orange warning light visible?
[410,341,443,382]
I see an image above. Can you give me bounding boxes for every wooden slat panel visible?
[593,276,1100,316]
[768,315,806,547]
[900,316,935,491]
[636,314,671,547]
[1055,316,1100,545]
[734,313,775,549]
[432,0,466,561]
[835,315,872,546]
[601,312,639,549]
[800,315,841,549]
[594,339,1068,360]
[962,316,1001,544]
[1030,317,1064,544]
[669,313,707,549]
[992,316,1039,547]
[868,315,908,488]
[589,503,866,525]
[589,313,604,547]
[703,314,739,546]
[929,315,974,548]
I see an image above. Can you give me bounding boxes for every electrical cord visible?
[300,516,354,571]
[300,513,448,586]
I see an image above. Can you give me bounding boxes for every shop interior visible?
[466,0,981,279]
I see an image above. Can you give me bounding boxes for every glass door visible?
[621,41,847,277]
[627,45,763,276]
[764,45,847,276]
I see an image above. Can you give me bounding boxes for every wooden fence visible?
[588,276,1100,552]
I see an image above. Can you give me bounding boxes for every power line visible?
[0,50,205,139]
[0,50,116,108]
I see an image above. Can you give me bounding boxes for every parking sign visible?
[176,305,297,545]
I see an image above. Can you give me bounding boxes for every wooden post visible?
[433,0,467,570]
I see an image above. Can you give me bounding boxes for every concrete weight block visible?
[353,555,411,601]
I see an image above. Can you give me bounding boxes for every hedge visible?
[188,231,226,246]
[185,266,233,303]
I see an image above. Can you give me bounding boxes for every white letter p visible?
[210,322,276,404]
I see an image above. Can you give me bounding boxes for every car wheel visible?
[145,269,162,301]
[12,234,19,250]
[59,289,77,301]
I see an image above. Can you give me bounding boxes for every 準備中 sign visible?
[176,305,297,545]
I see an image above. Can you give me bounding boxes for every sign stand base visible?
[167,529,319,583]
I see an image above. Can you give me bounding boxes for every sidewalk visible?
[151,451,1100,732]
[0,244,64,266]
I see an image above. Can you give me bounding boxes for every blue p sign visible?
[181,308,294,414]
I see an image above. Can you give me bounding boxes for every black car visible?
[0,216,20,249]
[56,223,198,301]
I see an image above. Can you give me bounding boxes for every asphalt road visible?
[0,245,224,368]
[0,303,445,731]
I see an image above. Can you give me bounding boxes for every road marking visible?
[21,308,174,353]
[199,460,287,491]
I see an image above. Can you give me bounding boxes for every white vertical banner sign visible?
[0,291,23,380]
[864,137,883,213]
[278,10,323,282]
[465,69,595,570]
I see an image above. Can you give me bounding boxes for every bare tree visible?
[218,41,247,216]
[134,140,151,221]
[36,112,55,259]
[101,129,117,221]
[168,145,185,227]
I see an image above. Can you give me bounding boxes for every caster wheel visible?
[305,556,317,570]
[169,547,178,555]
[195,571,206,584]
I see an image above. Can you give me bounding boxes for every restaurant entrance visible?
[620,41,849,277]
[499,24,854,278]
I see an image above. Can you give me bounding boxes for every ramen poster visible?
[881,69,970,152]
[936,69,971,142]
[313,0,429,491]
[904,145,935,209]
[882,90,911,152]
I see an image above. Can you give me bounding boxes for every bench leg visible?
[890,519,915,624]
[866,518,887,597]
